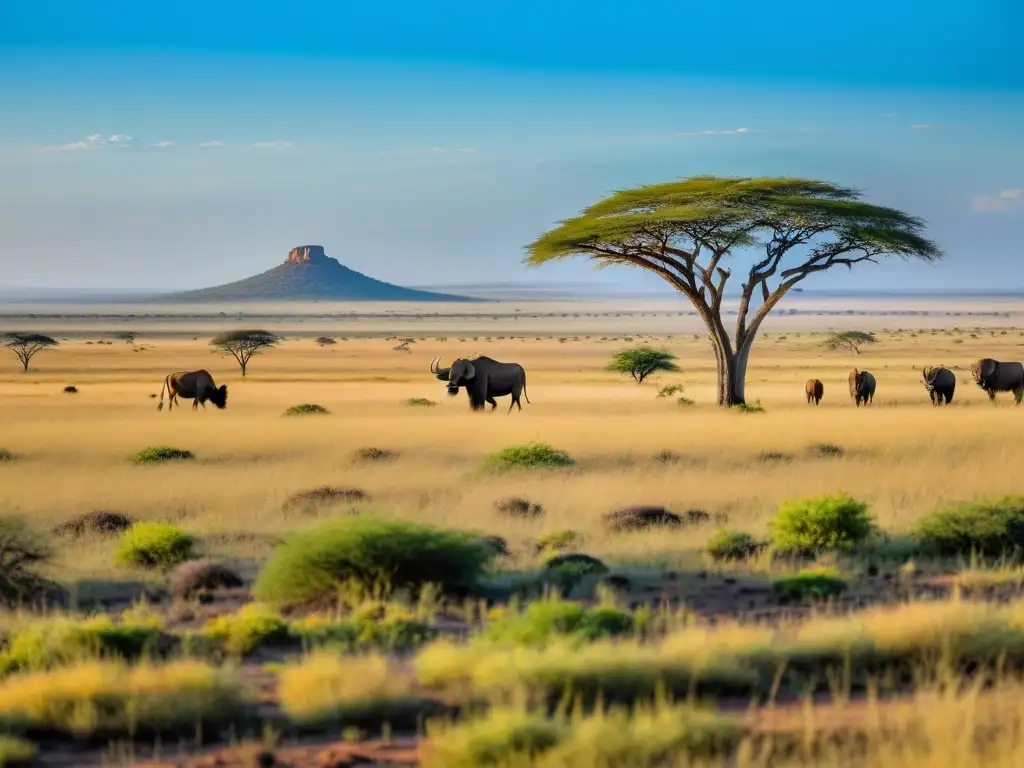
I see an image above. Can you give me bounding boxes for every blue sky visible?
[1,0,1022,292]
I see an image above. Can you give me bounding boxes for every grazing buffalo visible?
[158,370,228,412]
[805,379,824,405]
[430,355,530,412]
[922,365,956,405]
[971,358,1024,404]
[848,369,876,407]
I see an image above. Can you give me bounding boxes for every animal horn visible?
[429,356,443,374]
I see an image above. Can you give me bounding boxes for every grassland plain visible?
[1,299,1024,764]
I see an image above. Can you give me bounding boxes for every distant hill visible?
[165,246,474,302]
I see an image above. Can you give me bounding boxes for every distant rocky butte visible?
[167,245,473,302]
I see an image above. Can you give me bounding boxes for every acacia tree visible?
[4,333,58,372]
[607,347,680,383]
[210,330,278,377]
[526,177,940,405]
[824,330,876,355]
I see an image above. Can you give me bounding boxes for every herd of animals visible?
[806,358,1024,407]
[157,355,1024,413]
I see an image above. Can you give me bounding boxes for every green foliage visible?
[656,384,685,398]
[283,403,330,416]
[3,333,58,372]
[130,446,195,465]
[484,443,574,471]
[706,530,764,562]
[0,450,13,462]
[405,397,438,407]
[0,735,36,765]
[294,604,435,652]
[209,329,278,376]
[769,493,873,554]
[482,599,633,647]
[425,709,564,767]
[0,516,54,606]
[731,400,765,414]
[0,615,165,673]
[772,569,847,602]
[606,347,680,384]
[202,604,290,655]
[252,517,496,607]
[539,555,609,595]
[915,497,1024,557]
[113,522,196,571]
[535,530,581,555]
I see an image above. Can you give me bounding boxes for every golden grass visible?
[0,659,243,736]
[2,326,1024,585]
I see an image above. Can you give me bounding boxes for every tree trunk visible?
[712,337,753,406]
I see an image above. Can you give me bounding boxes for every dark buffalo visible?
[972,358,1024,404]
[922,365,956,405]
[805,378,824,405]
[158,370,228,412]
[430,356,530,412]
[848,369,876,407]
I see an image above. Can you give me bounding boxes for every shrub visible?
[278,653,432,728]
[283,403,330,416]
[202,604,290,655]
[53,510,135,539]
[539,554,609,595]
[113,522,196,571]
[0,660,244,737]
[252,517,496,607]
[282,486,370,513]
[63,385,78,394]
[915,496,1024,557]
[772,569,847,603]
[0,516,55,606]
[534,530,581,556]
[606,347,680,384]
[0,450,14,463]
[656,384,685,398]
[731,400,765,414]
[482,600,633,647]
[405,397,437,407]
[424,709,564,767]
[130,446,195,465]
[768,493,873,554]
[810,442,845,458]
[0,736,35,764]
[294,604,435,652]
[485,443,574,471]
[353,446,397,462]
[706,530,764,562]
[0,615,166,672]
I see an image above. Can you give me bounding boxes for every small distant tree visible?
[315,336,336,346]
[116,332,138,345]
[4,333,58,372]
[606,347,680,383]
[210,330,278,377]
[824,331,876,355]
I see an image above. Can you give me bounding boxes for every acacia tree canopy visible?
[4,333,58,373]
[607,347,680,384]
[210,330,278,377]
[526,176,940,405]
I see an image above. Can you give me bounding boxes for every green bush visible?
[731,400,765,414]
[283,403,330,416]
[202,604,290,655]
[405,397,437,407]
[0,516,54,606]
[425,709,565,767]
[535,530,580,556]
[768,492,872,554]
[484,443,574,471]
[482,600,633,647]
[295,604,435,652]
[915,496,1024,557]
[0,450,14,462]
[772,569,847,603]
[130,446,195,465]
[0,615,165,673]
[252,517,496,607]
[113,522,196,570]
[706,530,764,562]
[0,735,35,765]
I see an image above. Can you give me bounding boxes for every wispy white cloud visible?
[908,123,938,130]
[971,188,1023,213]
[250,141,293,148]
[44,133,136,152]
[199,140,224,148]
[428,146,445,153]
[153,141,175,149]
[457,147,477,153]
[678,126,750,136]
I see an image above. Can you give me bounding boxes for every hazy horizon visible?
[2,1,1021,294]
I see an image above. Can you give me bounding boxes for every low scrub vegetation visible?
[769,492,873,554]
[405,397,438,407]
[201,603,290,656]
[129,446,195,465]
[113,522,196,571]
[772,568,847,603]
[283,403,330,416]
[252,517,496,607]
[481,599,633,647]
[0,660,244,738]
[0,516,55,606]
[484,443,575,471]
[915,496,1024,557]
[706,530,764,562]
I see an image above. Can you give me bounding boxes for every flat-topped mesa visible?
[285,245,329,264]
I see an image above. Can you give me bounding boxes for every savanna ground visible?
[2,297,1024,766]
